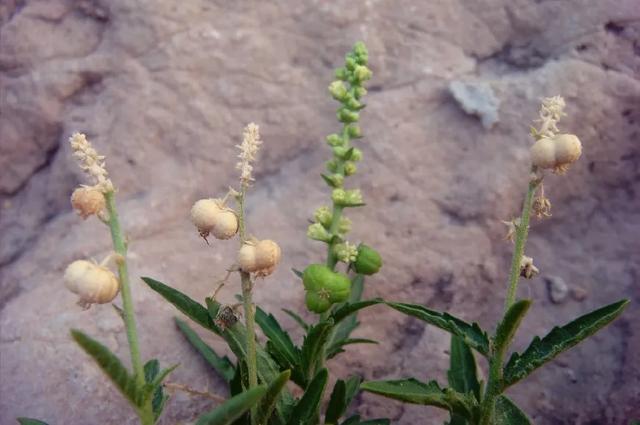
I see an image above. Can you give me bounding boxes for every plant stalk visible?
[104,191,153,425]
[237,187,259,425]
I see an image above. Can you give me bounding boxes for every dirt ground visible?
[1,1,639,424]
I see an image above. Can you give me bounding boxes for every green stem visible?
[237,187,258,425]
[104,192,153,425]
[504,175,540,311]
[480,172,541,424]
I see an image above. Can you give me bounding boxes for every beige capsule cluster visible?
[70,186,106,219]
[64,260,119,308]
[238,239,281,277]
[190,198,239,240]
[530,134,582,174]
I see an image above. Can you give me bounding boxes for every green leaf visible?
[386,302,489,356]
[300,320,334,384]
[325,379,346,424]
[291,268,304,279]
[361,379,449,408]
[358,420,391,425]
[327,275,365,352]
[17,419,49,425]
[282,308,310,331]
[256,370,291,424]
[331,298,383,325]
[142,277,214,331]
[194,386,267,425]
[340,416,361,425]
[143,359,169,420]
[326,338,378,359]
[175,318,235,381]
[492,395,531,425]
[504,299,629,387]
[494,300,531,354]
[255,307,300,370]
[142,364,178,404]
[71,329,142,407]
[448,336,480,401]
[287,368,329,425]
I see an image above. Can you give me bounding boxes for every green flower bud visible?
[337,216,351,234]
[335,67,348,81]
[353,42,368,64]
[334,242,358,263]
[322,173,344,188]
[314,206,333,228]
[353,244,382,275]
[332,188,346,204]
[332,146,348,158]
[345,97,363,110]
[354,65,372,83]
[326,134,343,147]
[344,161,357,176]
[328,80,348,101]
[350,148,363,162]
[326,159,339,173]
[337,108,359,123]
[345,55,357,71]
[307,223,332,242]
[302,264,351,313]
[346,125,362,139]
[354,87,368,99]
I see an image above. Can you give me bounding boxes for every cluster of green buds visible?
[302,42,382,314]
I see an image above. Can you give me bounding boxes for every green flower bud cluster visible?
[334,242,359,264]
[332,188,363,207]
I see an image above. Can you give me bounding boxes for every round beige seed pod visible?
[64,260,119,306]
[530,137,557,169]
[211,210,239,240]
[255,240,281,272]
[238,243,259,272]
[190,199,223,237]
[552,134,582,166]
[71,187,105,219]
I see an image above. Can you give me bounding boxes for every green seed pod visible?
[302,264,351,307]
[305,291,331,314]
[353,244,382,275]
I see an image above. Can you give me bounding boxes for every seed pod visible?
[190,198,238,240]
[211,210,239,240]
[305,291,332,314]
[530,134,582,172]
[238,243,259,273]
[64,260,119,307]
[190,198,222,237]
[353,244,382,275]
[71,187,105,219]
[302,264,351,310]
[255,240,281,271]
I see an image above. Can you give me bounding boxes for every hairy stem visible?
[237,187,258,425]
[104,191,153,425]
[325,125,351,270]
[504,174,540,311]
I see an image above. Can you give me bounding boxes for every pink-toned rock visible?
[1,1,639,424]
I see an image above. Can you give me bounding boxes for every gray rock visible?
[448,80,500,129]
[546,275,570,304]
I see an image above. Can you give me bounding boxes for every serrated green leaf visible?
[504,299,629,387]
[386,302,489,356]
[194,386,267,425]
[142,277,214,331]
[282,308,310,331]
[71,329,142,407]
[448,336,480,401]
[287,368,329,425]
[256,370,291,424]
[331,298,383,324]
[494,300,531,355]
[175,318,235,381]
[142,364,178,403]
[493,395,531,425]
[255,307,300,370]
[300,321,334,384]
[361,379,449,408]
[17,419,49,425]
[143,359,168,420]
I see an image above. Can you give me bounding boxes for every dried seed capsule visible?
[353,244,382,275]
[64,260,119,307]
[255,239,281,275]
[530,137,557,170]
[553,134,582,167]
[238,243,259,273]
[530,134,582,172]
[211,210,239,240]
[70,187,105,219]
[190,198,238,240]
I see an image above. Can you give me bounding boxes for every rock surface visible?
[1,1,639,424]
